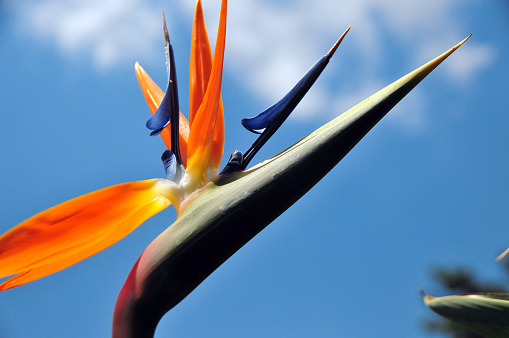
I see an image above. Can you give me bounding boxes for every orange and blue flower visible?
[0,0,346,292]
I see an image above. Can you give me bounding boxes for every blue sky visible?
[0,0,508,337]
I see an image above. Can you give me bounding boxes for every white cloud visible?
[14,0,162,68]
[172,0,494,131]
[219,0,496,131]
[442,43,496,85]
[12,0,496,131]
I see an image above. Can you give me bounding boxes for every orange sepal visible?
[189,0,212,125]
[189,0,225,178]
[0,179,171,290]
[135,63,190,166]
[186,0,227,186]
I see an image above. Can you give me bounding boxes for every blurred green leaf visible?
[423,292,509,338]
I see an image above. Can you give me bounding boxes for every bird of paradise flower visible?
[0,0,470,336]
[0,0,346,291]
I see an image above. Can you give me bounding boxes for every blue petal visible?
[241,56,329,134]
[241,101,285,134]
[219,150,244,175]
[146,80,172,132]
[161,150,184,182]
[238,30,350,170]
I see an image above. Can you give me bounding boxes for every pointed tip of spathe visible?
[455,34,472,50]
[496,247,509,261]
[400,34,471,84]
[162,11,170,45]
[441,34,471,59]
[327,26,351,57]
[419,289,433,303]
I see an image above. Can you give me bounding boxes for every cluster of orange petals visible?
[0,0,227,290]
[135,0,225,179]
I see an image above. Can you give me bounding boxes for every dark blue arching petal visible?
[238,27,351,170]
[146,79,172,132]
[240,28,350,135]
[241,57,327,134]
[241,100,285,134]
[161,150,184,183]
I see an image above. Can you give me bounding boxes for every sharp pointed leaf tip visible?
[327,26,351,57]
[496,248,509,261]
[162,11,172,80]
[420,289,433,303]
[457,34,472,48]
[162,11,170,46]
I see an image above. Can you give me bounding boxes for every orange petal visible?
[135,63,190,166]
[189,0,212,126]
[134,62,164,115]
[207,100,224,179]
[189,0,225,179]
[0,179,172,290]
[186,0,227,187]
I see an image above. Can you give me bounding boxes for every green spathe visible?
[113,36,470,337]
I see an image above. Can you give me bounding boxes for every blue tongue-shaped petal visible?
[241,28,350,135]
[241,100,284,134]
[236,27,350,170]
[147,79,172,135]
[241,57,326,135]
